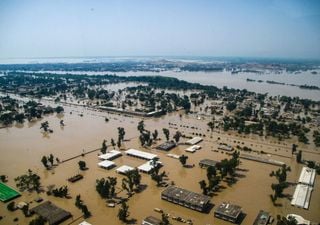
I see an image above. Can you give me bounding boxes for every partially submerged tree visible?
[162,128,170,141]
[179,154,188,167]
[117,201,130,222]
[15,169,41,192]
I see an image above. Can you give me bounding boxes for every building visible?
[199,159,218,168]
[185,145,201,153]
[156,141,176,151]
[30,201,72,225]
[98,160,116,169]
[142,216,162,225]
[186,137,203,145]
[214,202,242,223]
[125,149,158,161]
[79,221,92,225]
[116,165,134,175]
[98,150,122,160]
[240,154,284,167]
[218,144,233,152]
[286,214,310,225]
[298,167,316,186]
[253,210,271,225]
[161,186,210,212]
[138,160,162,173]
[291,184,313,209]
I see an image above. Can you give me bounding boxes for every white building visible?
[185,145,201,153]
[186,137,203,145]
[98,160,116,169]
[116,165,134,174]
[99,150,122,160]
[125,149,158,160]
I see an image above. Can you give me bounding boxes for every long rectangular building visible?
[298,167,316,186]
[125,149,158,160]
[291,184,313,209]
[161,186,210,212]
[98,150,122,161]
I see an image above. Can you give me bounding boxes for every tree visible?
[173,131,182,143]
[111,138,116,149]
[276,215,297,225]
[40,121,50,132]
[117,201,129,222]
[101,139,107,154]
[29,216,46,225]
[81,204,91,219]
[55,106,64,114]
[226,102,237,111]
[137,120,145,133]
[296,150,302,163]
[15,169,41,192]
[270,164,291,183]
[206,166,217,180]
[207,120,215,132]
[199,180,208,195]
[7,201,16,211]
[179,155,188,167]
[162,128,170,141]
[75,194,83,209]
[48,154,54,166]
[41,156,48,168]
[152,129,159,140]
[291,144,297,155]
[78,161,87,170]
[160,213,170,225]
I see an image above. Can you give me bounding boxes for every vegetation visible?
[269,165,291,203]
[78,161,87,170]
[179,155,188,167]
[162,128,170,141]
[117,201,130,222]
[75,195,91,219]
[14,169,41,192]
[29,216,46,225]
[96,177,117,199]
[101,139,107,154]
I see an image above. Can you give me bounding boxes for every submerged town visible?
[0,60,319,225]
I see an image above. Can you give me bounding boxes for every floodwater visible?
[14,69,320,100]
[0,103,320,225]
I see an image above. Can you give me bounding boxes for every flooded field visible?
[17,70,320,100]
[0,103,320,225]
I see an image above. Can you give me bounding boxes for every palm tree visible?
[162,128,170,141]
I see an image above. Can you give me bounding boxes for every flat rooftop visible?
[138,160,162,173]
[298,167,316,186]
[125,149,158,160]
[142,216,161,225]
[30,201,72,225]
[253,210,271,225]
[156,141,176,151]
[186,137,203,145]
[162,186,210,208]
[291,184,313,209]
[98,160,116,169]
[199,159,218,167]
[116,165,134,174]
[215,202,242,219]
[0,182,20,202]
[98,150,122,160]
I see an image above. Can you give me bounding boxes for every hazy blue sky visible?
[0,0,319,59]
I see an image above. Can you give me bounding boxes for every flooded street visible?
[1,105,319,225]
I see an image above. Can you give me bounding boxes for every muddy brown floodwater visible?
[0,105,319,225]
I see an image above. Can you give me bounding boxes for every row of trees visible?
[95,177,117,199]
[75,195,91,219]
[199,151,240,195]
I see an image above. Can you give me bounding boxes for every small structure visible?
[116,165,134,175]
[161,186,210,212]
[99,150,122,161]
[218,144,233,152]
[214,202,242,223]
[186,137,203,145]
[253,210,271,225]
[298,167,316,186]
[185,145,201,153]
[79,221,92,225]
[67,174,83,183]
[125,149,158,161]
[138,160,163,173]
[240,154,284,166]
[30,201,72,225]
[291,184,313,209]
[98,160,116,170]
[199,159,218,168]
[142,216,162,225]
[167,153,180,159]
[0,182,21,202]
[286,214,310,225]
[156,141,176,151]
